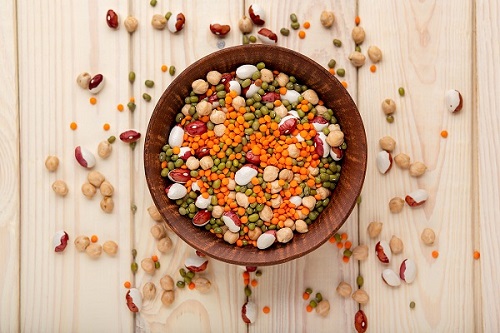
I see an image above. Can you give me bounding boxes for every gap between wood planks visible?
[471,0,482,331]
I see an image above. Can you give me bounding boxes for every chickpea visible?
[85,243,102,258]
[74,235,91,252]
[52,180,69,196]
[100,181,114,197]
[45,155,59,172]
[102,240,118,255]
[151,14,167,30]
[97,140,112,159]
[295,220,309,233]
[185,156,200,170]
[88,170,105,188]
[147,205,163,222]
[143,282,156,300]
[224,230,239,244]
[210,110,226,124]
[193,277,211,293]
[81,183,97,199]
[161,290,175,306]
[160,274,175,291]
[157,236,173,253]
[124,16,138,33]
[195,100,212,116]
[141,258,156,275]
[191,79,209,95]
[151,224,167,240]
[206,71,222,85]
[100,196,114,213]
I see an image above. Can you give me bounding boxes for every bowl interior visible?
[144,44,367,266]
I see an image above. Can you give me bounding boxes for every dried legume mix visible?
[160,62,346,249]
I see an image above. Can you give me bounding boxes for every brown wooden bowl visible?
[144,44,367,266]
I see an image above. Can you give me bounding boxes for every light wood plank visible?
[131,1,247,332]
[476,0,500,331]
[0,0,20,332]
[358,0,474,331]
[18,1,133,331]
[244,1,359,332]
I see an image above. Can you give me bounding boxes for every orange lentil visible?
[370,65,377,73]
[355,16,361,25]
[341,233,348,240]
[306,305,313,312]
[342,256,350,263]
[441,130,448,138]
[473,250,480,260]
[188,282,196,290]
[123,281,131,289]
[91,235,98,243]
[336,242,343,249]
[251,279,258,287]
[329,68,336,75]
[70,122,78,130]
[344,241,352,250]
[303,21,310,29]
[151,255,158,262]
[298,30,306,39]
[329,236,336,243]
[103,123,110,131]
[161,64,168,72]
[89,97,97,105]
[129,97,135,103]
[432,251,439,259]
[302,292,310,300]
[262,306,271,314]
[341,81,348,88]
[117,104,124,111]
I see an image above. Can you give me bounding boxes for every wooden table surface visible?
[1,0,499,332]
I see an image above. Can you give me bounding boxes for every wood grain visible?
[131,1,247,332]
[17,1,133,331]
[358,0,474,331]
[476,0,500,331]
[0,0,20,331]
[242,1,361,332]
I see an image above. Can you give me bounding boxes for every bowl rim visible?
[144,44,367,266]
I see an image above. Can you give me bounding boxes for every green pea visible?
[169,66,176,76]
[386,115,394,123]
[190,96,199,103]
[176,281,185,288]
[242,35,250,45]
[216,90,226,99]
[214,227,223,233]
[398,87,405,96]
[328,59,336,68]
[165,12,172,20]
[186,271,195,279]
[410,301,416,309]
[244,113,255,121]
[145,80,154,88]
[179,268,187,277]
[355,45,361,52]
[343,249,352,257]
[154,261,160,269]
[212,179,221,189]
[150,0,157,7]
[129,71,136,83]
[245,286,252,297]
[241,78,252,88]
[131,262,138,273]
[249,213,259,223]
[357,275,364,288]
[256,270,262,277]
[309,300,317,308]
[290,13,298,22]
[315,292,323,302]
[305,287,313,294]
[131,249,137,259]
[127,102,136,112]
[183,277,191,284]
[291,22,300,30]
[280,28,290,36]
[143,93,151,102]
[107,136,116,144]
[333,39,342,47]
[249,35,257,43]
[252,71,261,80]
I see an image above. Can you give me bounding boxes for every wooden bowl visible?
[144,44,367,266]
